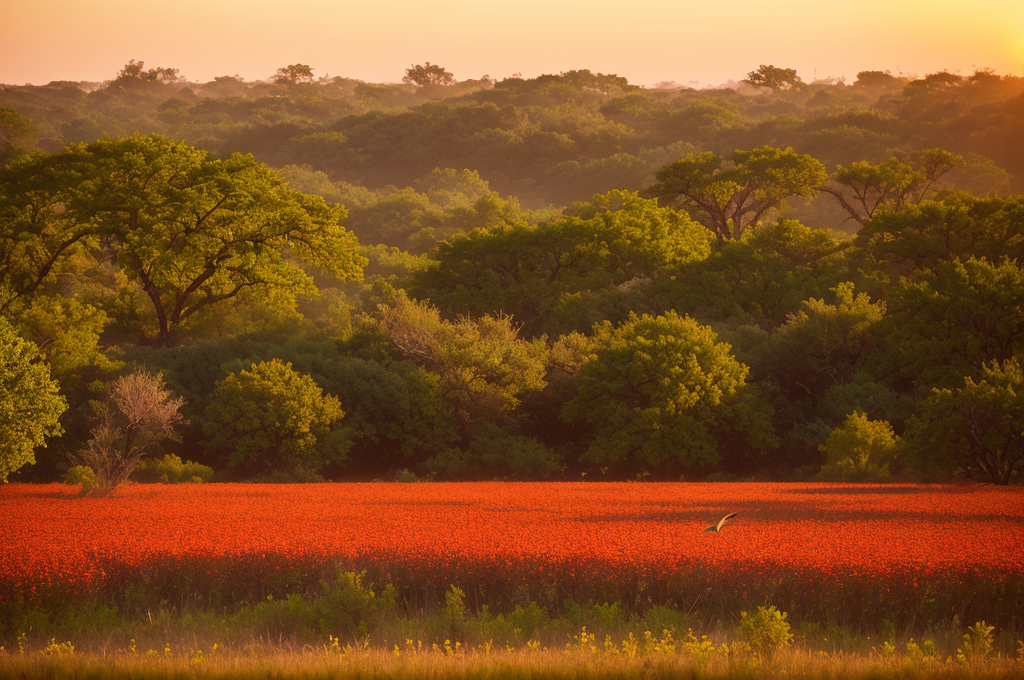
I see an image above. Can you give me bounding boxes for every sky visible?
[1,0,1022,87]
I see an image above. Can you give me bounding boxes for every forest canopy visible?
[1,62,1022,485]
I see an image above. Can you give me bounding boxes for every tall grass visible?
[3,644,1023,680]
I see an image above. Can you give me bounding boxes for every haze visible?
[2,0,1021,86]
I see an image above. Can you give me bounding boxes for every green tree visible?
[0,317,66,482]
[0,150,105,312]
[646,147,827,240]
[562,311,749,471]
[854,194,1024,272]
[413,190,712,336]
[821,150,965,225]
[853,71,904,88]
[906,358,1024,485]
[12,295,114,385]
[273,63,315,84]
[742,65,801,91]
[373,289,548,425]
[882,258,1024,389]
[818,410,900,481]
[114,59,180,84]
[770,283,886,400]
[660,220,850,329]
[204,359,348,477]
[403,62,456,86]
[2,135,365,346]
[0,108,34,165]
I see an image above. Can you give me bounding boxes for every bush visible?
[643,605,690,637]
[817,410,899,481]
[240,594,316,638]
[315,571,396,637]
[907,359,1024,484]
[394,468,419,483]
[737,605,793,658]
[959,621,995,662]
[79,369,185,494]
[204,359,348,477]
[137,454,213,484]
[64,465,96,491]
[505,602,550,640]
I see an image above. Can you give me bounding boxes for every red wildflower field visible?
[2,482,1021,626]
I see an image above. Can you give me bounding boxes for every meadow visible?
[2,482,1023,677]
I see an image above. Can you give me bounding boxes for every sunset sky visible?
[1,0,1022,86]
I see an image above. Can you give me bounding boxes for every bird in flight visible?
[701,512,737,534]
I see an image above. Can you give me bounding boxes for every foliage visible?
[736,605,793,658]
[646,146,827,240]
[882,258,1024,389]
[0,134,365,346]
[403,63,456,87]
[11,295,114,385]
[855,194,1024,271]
[137,454,213,484]
[770,283,885,401]
[413,190,712,336]
[1,64,1023,482]
[0,107,34,164]
[960,621,995,662]
[63,465,95,491]
[373,289,548,425]
[660,219,851,329]
[562,311,749,471]
[906,359,1024,484]
[821,150,964,225]
[79,369,185,494]
[818,411,899,481]
[423,423,562,480]
[743,65,801,91]
[0,317,66,482]
[114,59,179,84]
[273,64,315,84]
[204,359,348,477]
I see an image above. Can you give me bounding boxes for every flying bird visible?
[701,512,737,534]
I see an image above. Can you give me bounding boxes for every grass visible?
[3,644,1024,679]
[3,613,1022,680]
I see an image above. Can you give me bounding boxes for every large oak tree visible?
[646,146,826,240]
[0,135,365,346]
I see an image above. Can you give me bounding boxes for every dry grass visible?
[3,644,1023,679]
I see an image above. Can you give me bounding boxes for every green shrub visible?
[587,602,622,629]
[818,411,899,481]
[64,465,96,491]
[505,602,550,640]
[441,585,467,627]
[737,605,793,658]
[424,584,469,641]
[315,571,395,637]
[239,594,316,638]
[137,454,213,484]
[41,638,74,656]
[959,620,994,662]
[394,468,419,483]
[643,605,690,637]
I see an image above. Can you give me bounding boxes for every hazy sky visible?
[2,0,1022,86]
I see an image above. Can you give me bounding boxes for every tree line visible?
[0,63,1021,487]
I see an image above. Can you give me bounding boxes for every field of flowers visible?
[2,482,1021,627]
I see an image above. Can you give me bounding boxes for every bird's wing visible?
[700,525,716,534]
[716,512,738,531]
